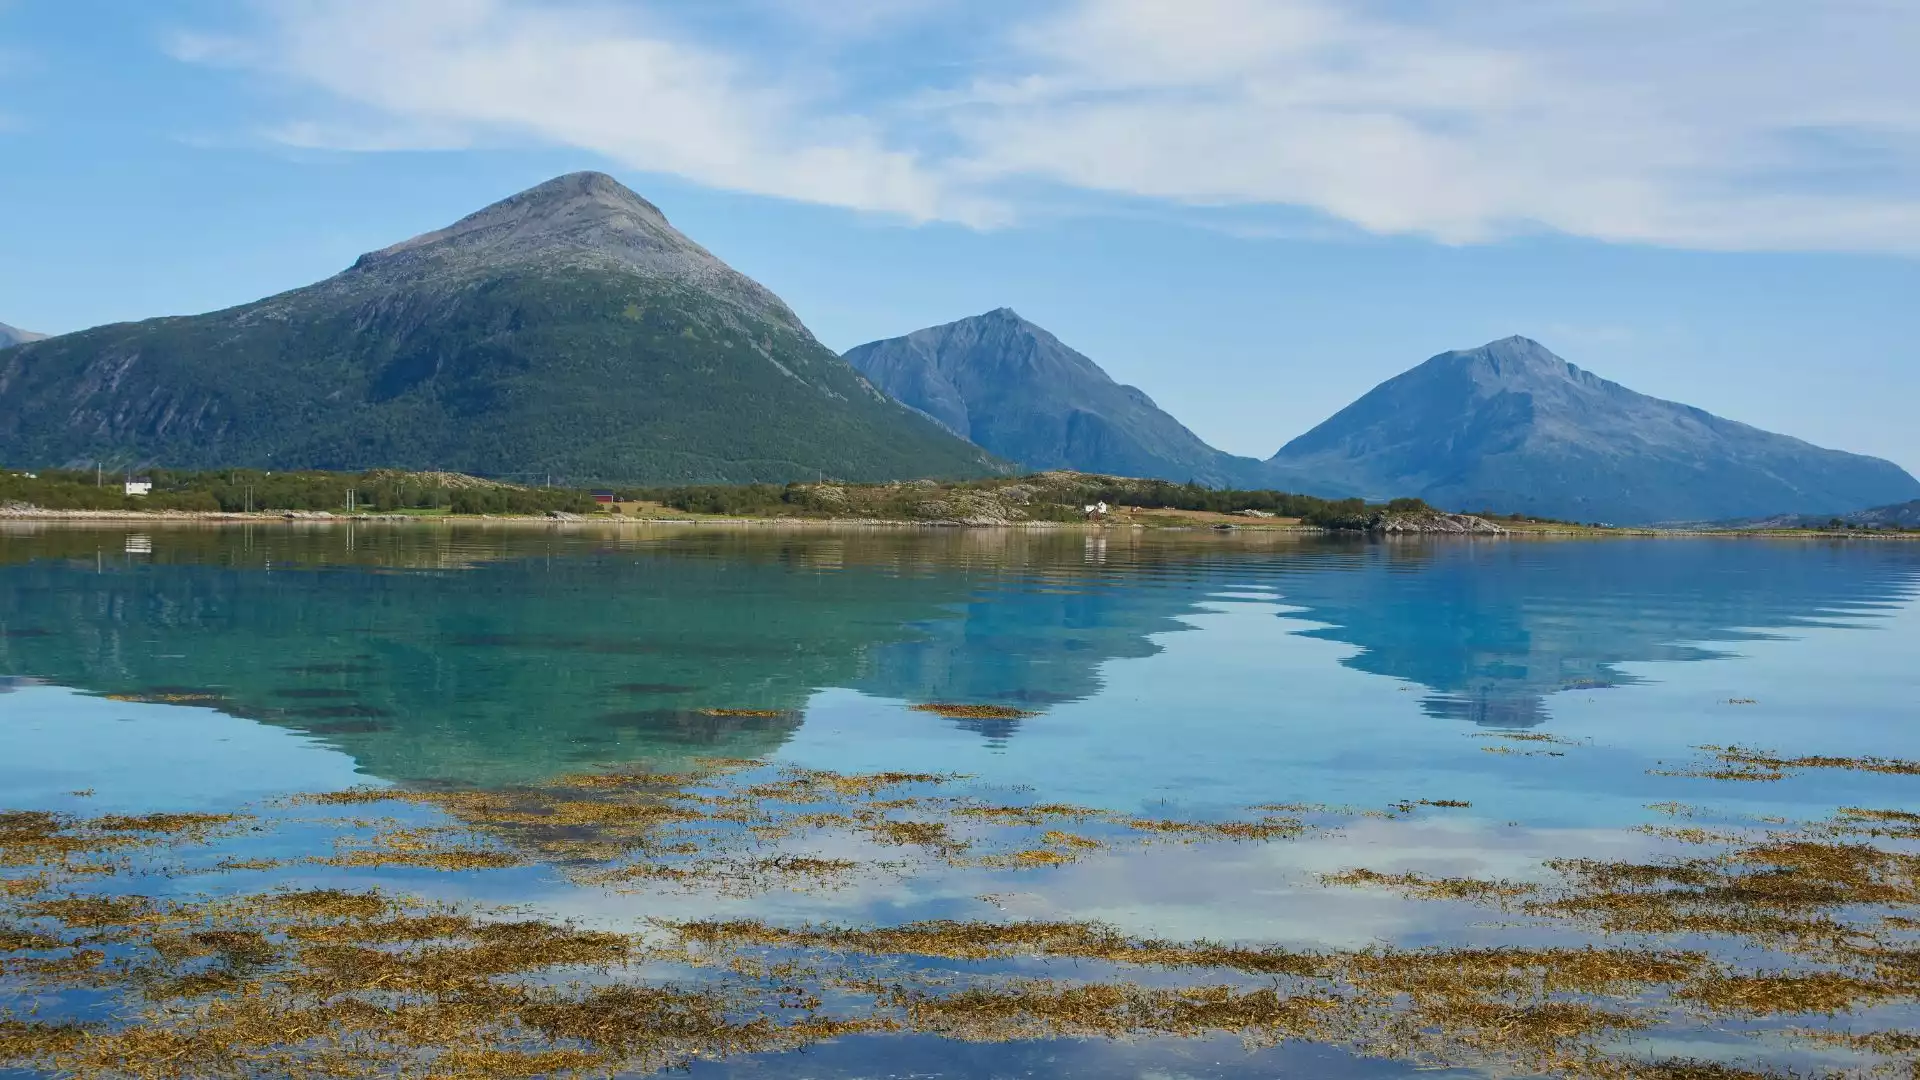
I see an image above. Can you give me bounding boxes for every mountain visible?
[0,173,999,484]
[1263,336,1920,524]
[1841,500,1920,528]
[1733,499,1920,531]
[844,309,1263,487]
[0,322,46,348]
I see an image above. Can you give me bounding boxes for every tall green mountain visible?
[0,322,45,348]
[0,173,999,484]
[1263,336,1920,524]
[844,309,1263,486]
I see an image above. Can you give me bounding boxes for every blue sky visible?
[2,0,1917,467]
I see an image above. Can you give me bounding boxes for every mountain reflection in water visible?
[0,524,1914,786]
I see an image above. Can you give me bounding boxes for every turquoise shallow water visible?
[3,523,1919,1077]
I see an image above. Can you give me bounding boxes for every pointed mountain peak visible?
[940,307,1034,333]
[845,310,1261,486]
[906,308,1079,362]
[479,171,670,225]
[1271,335,1920,523]
[1426,335,1588,385]
[1459,335,1560,363]
[364,171,677,265]
[339,171,801,329]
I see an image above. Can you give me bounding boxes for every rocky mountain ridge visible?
[845,309,1264,487]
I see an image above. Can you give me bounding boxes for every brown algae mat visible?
[910,703,1041,720]
[5,759,1920,1077]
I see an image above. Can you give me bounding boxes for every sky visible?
[1,0,1917,468]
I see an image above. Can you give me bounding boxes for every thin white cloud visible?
[175,0,1001,224]
[175,0,1920,252]
[959,0,1920,250]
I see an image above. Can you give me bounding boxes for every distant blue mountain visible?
[844,309,1264,487]
[1263,336,1920,524]
[0,322,46,348]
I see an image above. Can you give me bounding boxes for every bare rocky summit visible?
[328,172,805,333]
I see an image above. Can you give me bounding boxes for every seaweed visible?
[910,704,1040,720]
[9,752,1920,1078]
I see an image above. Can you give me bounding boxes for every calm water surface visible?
[2,523,1918,1077]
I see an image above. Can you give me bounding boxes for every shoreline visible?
[1,506,1912,539]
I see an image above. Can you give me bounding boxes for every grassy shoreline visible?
[6,467,1913,537]
[4,506,1915,539]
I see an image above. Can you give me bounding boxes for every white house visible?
[124,477,153,497]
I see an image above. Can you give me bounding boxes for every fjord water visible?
[4,523,1920,1077]
[5,525,1916,804]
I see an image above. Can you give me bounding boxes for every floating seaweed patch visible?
[699,708,790,719]
[1119,814,1305,842]
[950,803,1105,826]
[1482,746,1566,758]
[1473,732,1582,746]
[0,809,248,871]
[1322,868,1539,902]
[1653,745,1920,782]
[102,691,227,706]
[12,757,1920,1077]
[910,703,1040,720]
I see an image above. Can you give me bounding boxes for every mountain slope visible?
[1264,336,1920,524]
[845,309,1262,486]
[1734,499,1920,530]
[1842,500,1920,528]
[0,322,46,348]
[0,173,999,484]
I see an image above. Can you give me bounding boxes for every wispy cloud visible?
[173,0,1920,252]
[170,0,1002,224]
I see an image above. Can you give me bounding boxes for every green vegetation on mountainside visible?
[0,269,999,486]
